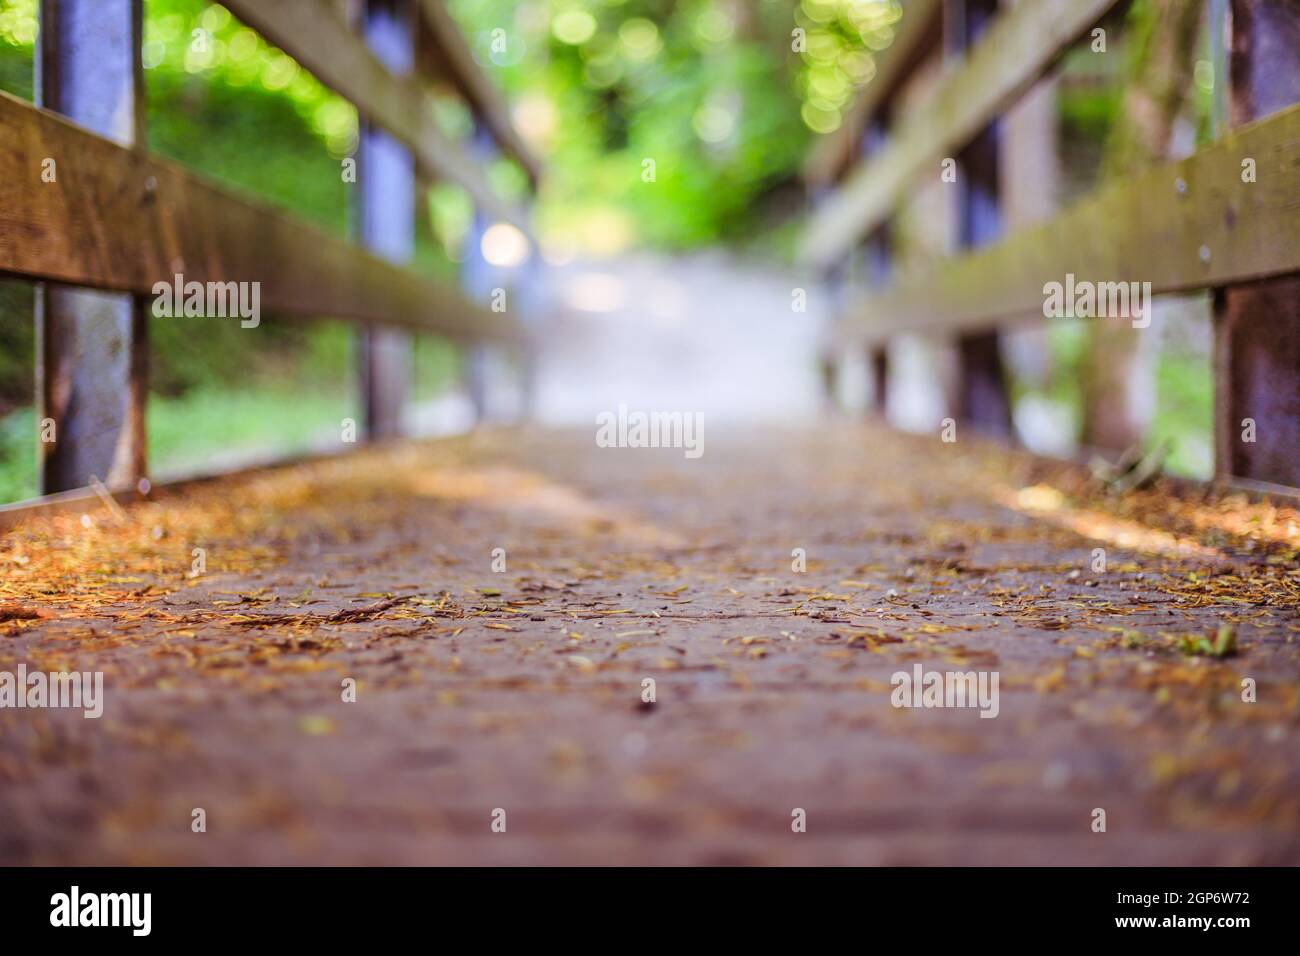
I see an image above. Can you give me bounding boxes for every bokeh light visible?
[480,222,532,268]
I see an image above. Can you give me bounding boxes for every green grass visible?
[0,387,355,503]
[0,385,356,504]
[0,327,459,503]
[146,385,359,478]
[1151,350,1214,479]
[1175,625,1237,659]
[0,407,36,503]
[411,335,462,400]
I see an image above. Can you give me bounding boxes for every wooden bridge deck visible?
[2,425,1298,865]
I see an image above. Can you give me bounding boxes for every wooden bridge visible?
[1,0,1298,866]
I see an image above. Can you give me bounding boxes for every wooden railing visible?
[836,106,1300,343]
[800,0,1300,489]
[0,0,536,501]
[0,91,521,340]
[801,0,1122,269]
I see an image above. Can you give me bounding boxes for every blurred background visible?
[0,0,1221,503]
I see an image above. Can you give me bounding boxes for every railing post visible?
[1212,0,1300,486]
[35,0,147,493]
[356,0,415,440]
[461,124,497,423]
[868,343,889,416]
[514,250,541,422]
[818,260,848,415]
[1000,73,1059,418]
[864,221,891,416]
[949,0,1012,438]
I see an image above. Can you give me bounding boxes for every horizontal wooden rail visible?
[415,0,541,186]
[801,0,941,189]
[799,0,1120,271]
[221,0,530,232]
[836,104,1300,346]
[0,91,519,343]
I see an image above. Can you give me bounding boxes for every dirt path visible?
[2,425,1298,864]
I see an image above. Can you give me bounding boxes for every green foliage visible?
[447,0,864,249]
[0,29,30,98]
[791,0,900,133]
[146,380,358,476]
[143,0,358,158]
[0,281,35,414]
[1150,345,1213,479]
[0,35,35,420]
[1058,82,1122,144]
[145,67,351,234]
[0,406,36,503]
[1175,625,1237,659]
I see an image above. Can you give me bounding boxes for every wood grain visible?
[835,104,1300,345]
[0,91,519,343]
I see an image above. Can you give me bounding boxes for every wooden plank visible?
[837,103,1300,344]
[0,91,519,343]
[36,0,148,494]
[356,0,415,440]
[220,0,529,232]
[1213,0,1300,487]
[415,0,540,186]
[802,0,942,189]
[951,0,1012,439]
[799,0,1120,270]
